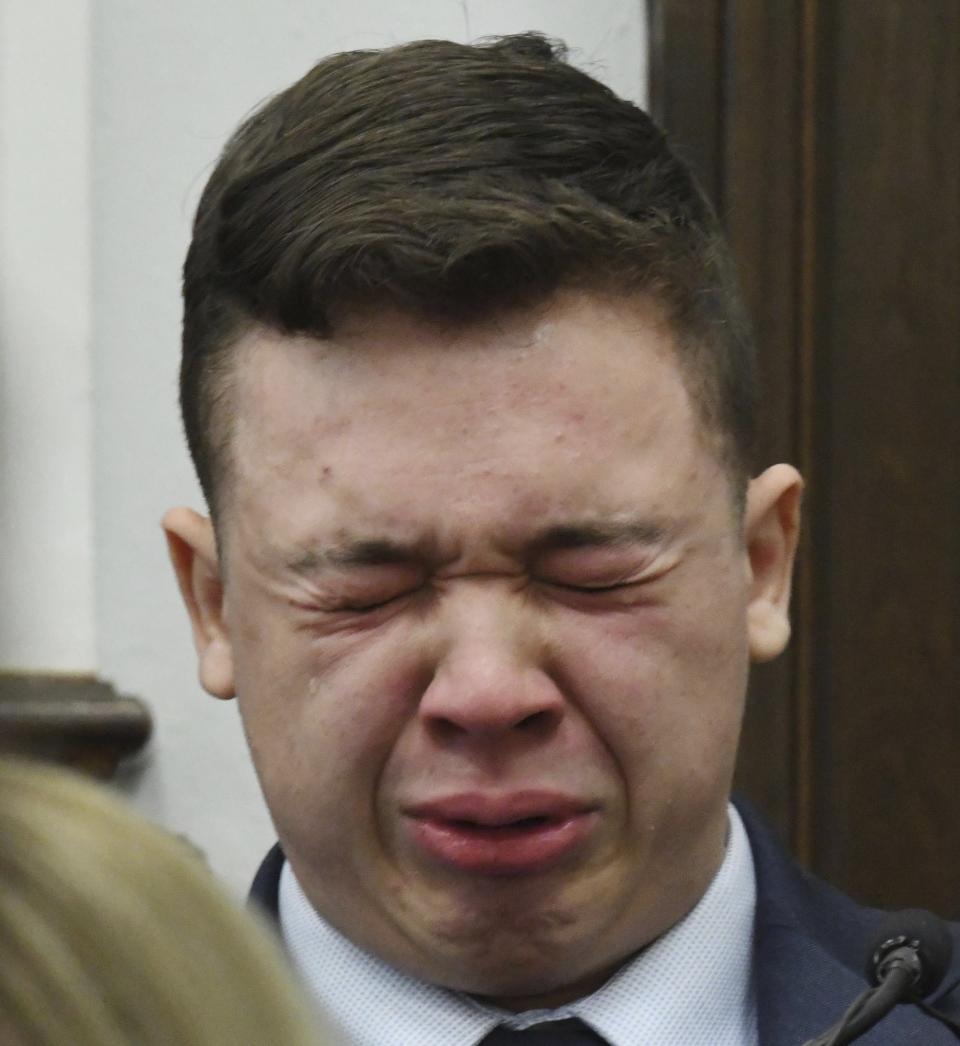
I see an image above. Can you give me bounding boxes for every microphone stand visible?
[801,964,918,1046]
[801,921,960,1046]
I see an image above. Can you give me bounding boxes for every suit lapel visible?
[739,798,960,1045]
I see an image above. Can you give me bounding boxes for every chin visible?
[437,944,623,1011]
[412,899,609,995]
[436,952,580,997]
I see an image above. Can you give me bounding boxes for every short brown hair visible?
[181,33,756,517]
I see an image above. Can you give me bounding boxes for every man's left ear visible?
[744,464,804,662]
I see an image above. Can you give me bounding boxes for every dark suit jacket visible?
[250,800,960,1045]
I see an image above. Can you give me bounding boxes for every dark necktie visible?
[479,1017,608,1044]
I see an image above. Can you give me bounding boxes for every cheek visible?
[552,592,749,771]
[231,608,428,814]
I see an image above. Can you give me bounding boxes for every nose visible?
[418,584,565,745]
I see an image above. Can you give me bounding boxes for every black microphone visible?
[868,908,953,996]
[801,908,956,1046]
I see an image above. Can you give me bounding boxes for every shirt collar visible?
[280,804,757,1046]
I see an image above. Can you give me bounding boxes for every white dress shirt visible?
[280,804,758,1045]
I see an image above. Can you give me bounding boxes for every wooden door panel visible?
[649,0,960,913]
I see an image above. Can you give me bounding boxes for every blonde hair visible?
[0,758,323,1045]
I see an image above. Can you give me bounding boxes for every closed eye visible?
[546,579,636,594]
[340,588,421,614]
[556,581,632,593]
[541,578,651,609]
[344,579,634,612]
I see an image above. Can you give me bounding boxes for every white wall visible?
[5,0,646,895]
[0,0,96,671]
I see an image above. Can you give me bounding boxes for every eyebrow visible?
[286,519,669,576]
[286,539,422,574]
[530,520,669,553]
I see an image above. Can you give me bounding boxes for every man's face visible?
[167,291,799,1007]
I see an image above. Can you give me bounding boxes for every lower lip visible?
[408,812,597,876]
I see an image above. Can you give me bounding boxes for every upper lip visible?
[404,791,595,826]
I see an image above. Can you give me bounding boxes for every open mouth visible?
[449,814,552,829]
[406,802,597,875]
[439,814,562,841]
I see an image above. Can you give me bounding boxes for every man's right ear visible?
[162,507,235,700]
